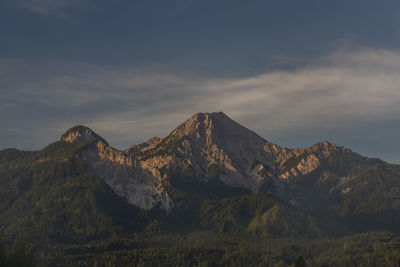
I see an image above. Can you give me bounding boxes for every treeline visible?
[39,231,400,266]
[0,238,35,267]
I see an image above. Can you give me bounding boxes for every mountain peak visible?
[191,111,227,120]
[61,125,107,144]
[162,112,272,180]
[172,111,257,139]
[182,111,228,129]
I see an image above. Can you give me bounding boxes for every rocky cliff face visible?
[62,125,108,144]
[137,112,280,192]
[61,112,368,213]
[63,127,174,212]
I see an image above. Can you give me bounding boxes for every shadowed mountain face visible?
[61,112,284,212]
[1,111,400,256]
[56,112,400,234]
[59,113,365,210]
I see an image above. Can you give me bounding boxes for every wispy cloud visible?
[15,0,87,15]
[1,49,400,162]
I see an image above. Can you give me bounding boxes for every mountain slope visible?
[51,112,400,235]
[2,111,400,245]
[66,112,287,213]
[0,141,151,247]
[199,192,322,238]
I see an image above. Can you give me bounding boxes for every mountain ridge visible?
[54,112,379,216]
[2,112,397,228]
[2,111,400,265]
[58,112,283,212]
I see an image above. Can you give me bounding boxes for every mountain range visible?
[1,112,400,266]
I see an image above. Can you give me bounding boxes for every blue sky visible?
[1,0,400,163]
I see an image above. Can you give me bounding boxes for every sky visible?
[1,0,400,163]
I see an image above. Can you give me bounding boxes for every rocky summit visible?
[60,112,282,212]
[60,112,379,215]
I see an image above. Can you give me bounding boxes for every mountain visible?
[0,141,152,245]
[61,112,400,232]
[65,112,288,212]
[2,111,400,265]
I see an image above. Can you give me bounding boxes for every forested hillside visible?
[2,113,400,266]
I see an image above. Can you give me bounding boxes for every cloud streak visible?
[1,49,400,162]
[15,0,87,15]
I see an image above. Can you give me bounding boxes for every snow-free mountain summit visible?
[61,112,395,227]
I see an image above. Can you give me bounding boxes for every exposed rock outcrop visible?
[61,112,367,213]
[62,125,108,144]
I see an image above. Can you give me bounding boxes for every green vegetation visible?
[0,141,151,264]
[3,139,400,265]
[0,237,35,267]
[163,170,250,232]
[40,231,400,266]
[199,193,322,238]
[207,163,223,179]
[0,148,30,163]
